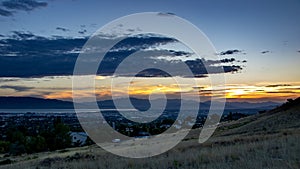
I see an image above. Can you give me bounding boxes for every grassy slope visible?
[1,99,300,169]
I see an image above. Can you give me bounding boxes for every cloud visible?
[10,31,44,40]
[0,0,47,17]
[266,91,296,94]
[98,52,242,78]
[78,29,87,34]
[192,86,205,90]
[220,49,242,55]
[298,50,300,53]
[2,0,47,11]
[0,7,13,16]
[0,78,21,83]
[0,33,244,77]
[56,27,70,32]
[261,50,270,54]
[220,58,235,63]
[157,12,176,17]
[0,85,34,92]
[0,34,175,77]
[265,84,291,88]
[223,65,242,73]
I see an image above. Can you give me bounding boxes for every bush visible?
[0,141,10,153]
[0,159,12,165]
[9,143,26,156]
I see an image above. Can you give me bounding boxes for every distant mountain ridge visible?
[0,96,281,110]
[96,98,281,110]
[0,97,74,109]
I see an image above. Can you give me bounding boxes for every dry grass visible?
[2,131,298,169]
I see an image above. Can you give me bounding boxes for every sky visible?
[0,0,299,103]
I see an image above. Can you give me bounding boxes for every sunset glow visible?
[25,76,300,102]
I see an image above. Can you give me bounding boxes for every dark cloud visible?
[298,50,300,53]
[102,54,242,78]
[255,90,265,92]
[0,34,176,77]
[157,12,176,17]
[265,84,291,88]
[56,27,70,32]
[198,89,226,93]
[192,86,205,90]
[2,0,47,11]
[168,50,190,56]
[0,85,34,92]
[0,7,13,16]
[78,29,87,34]
[266,91,296,94]
[220,58,235,63]
[261,50,270,54]
[0,0,47,17]
[10,31,44,40]
[193,57,244,66]
[220,49,242,55]
[224,65,242,73]
[0,33,244,78]
[193,74,208,78]
[0,78,21,83]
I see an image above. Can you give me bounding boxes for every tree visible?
[42,117,72,150]
[0,141,10,153]
[53,122,72,150]
[228,112,233,121]
[25,135,47,153]
[35,135,47,152]
[7,129,25,144]
[9,143,26,156]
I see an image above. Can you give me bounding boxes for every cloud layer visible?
[0,0,47,17]
[0,32,244,77]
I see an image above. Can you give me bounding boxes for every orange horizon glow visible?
[0,75,298,103]
[42,83,300,102]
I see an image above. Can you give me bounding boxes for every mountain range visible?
[0,96,281,110]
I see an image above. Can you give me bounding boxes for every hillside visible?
[0,98,299,169]
[217,97,300,136]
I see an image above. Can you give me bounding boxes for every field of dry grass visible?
[1,100,299,169]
